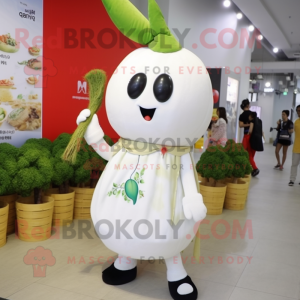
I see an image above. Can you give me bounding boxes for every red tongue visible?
[144,116,151,121]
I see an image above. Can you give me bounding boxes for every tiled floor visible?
[1,144,300,300]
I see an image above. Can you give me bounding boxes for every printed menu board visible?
[0,0,43,147]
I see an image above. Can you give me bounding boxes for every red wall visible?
[43,0,142,141]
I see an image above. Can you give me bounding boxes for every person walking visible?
[274,110,294,170]
[289,105,300,186]
[209,107,228,146]
[239,99,255,170]
[248,111,264,177]
[239,99,251,140]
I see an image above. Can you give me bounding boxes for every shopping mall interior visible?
[0,0,299,300]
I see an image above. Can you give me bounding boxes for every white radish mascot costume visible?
[77,0,213,299]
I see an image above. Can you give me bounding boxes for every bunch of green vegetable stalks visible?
[62,69,107,165]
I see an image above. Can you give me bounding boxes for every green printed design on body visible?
[107,168,145,205]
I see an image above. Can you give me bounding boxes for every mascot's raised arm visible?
[76,0,213,299]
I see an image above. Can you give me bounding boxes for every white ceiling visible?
[233,0,300,59]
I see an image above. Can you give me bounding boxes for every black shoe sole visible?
[168,276,198,300]
[102,264,137,286]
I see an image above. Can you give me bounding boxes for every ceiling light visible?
[248,25,255,32]
[265,82,271,87]
[257,75,263,80]
[264,88,274,93]
[294,89,298,94]
[290,81,295,86]
[223,0,231,7]
[273,47,279,53]
[237,13,243,19]
[296,75,300,80]
[279,81,283,85]
[286,76,291,81]
[252,80,257,84]
[257,35,263,40]
[285,88,288,92]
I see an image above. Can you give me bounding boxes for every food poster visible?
[0,0,43,147]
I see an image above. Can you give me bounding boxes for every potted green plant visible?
[13,142,54,242]
[224,140,252,182]
[196,145,232,215]
[0,143,19,234]
[223,140,252,210]
[226,140,252,187]
[230,140,252,197]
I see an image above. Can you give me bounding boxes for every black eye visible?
[128,73,147,99]
[153,74,173,103]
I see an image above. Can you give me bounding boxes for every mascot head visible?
[104,0,213,146]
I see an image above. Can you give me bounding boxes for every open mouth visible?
[139,106,156,121]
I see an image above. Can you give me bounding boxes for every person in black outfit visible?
[274,110,294,170]
[248,112,264,177]
[239,99,251,137]
[239,99,257,172]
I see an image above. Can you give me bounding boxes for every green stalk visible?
[62,70,107,164]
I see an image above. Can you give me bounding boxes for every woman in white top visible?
[209,107,228,146]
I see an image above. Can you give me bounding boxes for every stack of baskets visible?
[0,201,9,248]
[72,187,95,220]
[0,194,18,234]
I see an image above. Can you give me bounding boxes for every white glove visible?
[182,194,207,222]
[76,109,104,145]
[76,109,91,125]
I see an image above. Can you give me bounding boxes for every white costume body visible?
[76,1,214,296]
[86,48,212,261]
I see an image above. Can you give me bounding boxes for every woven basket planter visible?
[16,196,54,242]
[242,175,251,200]
[0,194,18,235]
[224,180,248,211]
[72,187,95,220]
[45,189,75,226]
[0,201,9,248]
[200,183,227,215]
